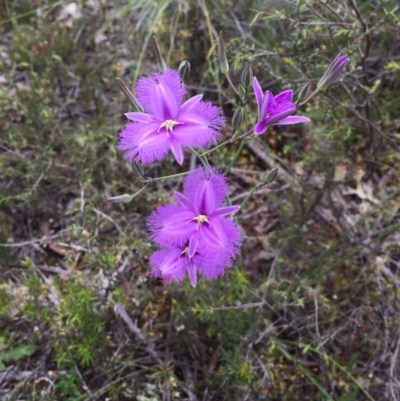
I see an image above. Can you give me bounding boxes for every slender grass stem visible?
[308,223,400,285]
[281,340,375,401]
[274,343,335,401]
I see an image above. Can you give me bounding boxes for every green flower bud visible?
[178,60,191,81]
[241,65,253,88]
[116,78,143,112]
[152,35,167,72]
[218,32,229,75]
[107,194,134,204]
[237,84,246,98]
[296,81,311,103]
[232,108,244,130]
[131,162,144,177]
[260,168,279,184]
[107,184,148,204]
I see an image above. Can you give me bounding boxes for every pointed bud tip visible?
[152,35,167,72]
[218,32,229,75]
[107,194,134,204]
[317,54,349,90]
[260,168,279,184]
[178,60,191,81]
[232,108,244,130]
[241,65,253,88]
[116,78,144,112]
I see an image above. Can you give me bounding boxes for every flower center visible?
[158,119,184,137]
[188,214,211,230]
[179,247,189,258]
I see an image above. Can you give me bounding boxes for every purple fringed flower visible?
[118,68,225,165]
[150,246,228,288]
[317,54,349,90]
[148,167,241,286]
[253,77,310,135]
[149,167,240,260]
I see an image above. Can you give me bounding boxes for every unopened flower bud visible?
[218,32,229,75]
[317,54,349,90]
[241,65,253,88]
[131,162,144,177]
[178,60,191,80]
[107,194,134,204]
[116,78,143,112]
[232,108,244,130]
[260,168,279,184]
[152,36,167,71]
[107,184,148,204]
[296,81,311,103]
[237,84,246,98]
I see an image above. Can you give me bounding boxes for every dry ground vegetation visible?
[0,0,400,400]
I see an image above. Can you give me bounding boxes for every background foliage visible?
[1,0,400,400]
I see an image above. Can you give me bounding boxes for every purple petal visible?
[171,123,221,149]
[118,122,171,164]
[148,205,194,247]
[264,104,296,126]
[252,77,263,120]
[212,205,240,217]
[173,100,225,149]
[274,115,311,125]
[150,248,187,283]
[183,167,229,213]
[194,253,229,279]
[197,216,241,260]
[254,121,268,135]
[274,90,293,103]
[125,112,153,123]
[174,191,195,212]
[260,90,271,122]
[178,94,203,115]
[187,261,197,287]
[188,231,200,258]
[136,68,186,121]
[170,139,184,165]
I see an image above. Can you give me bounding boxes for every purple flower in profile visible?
[317,54,349,90]
[253,77,310,135]
[118,68,225,165]
[150,245,229,288]
[148,167,241,265]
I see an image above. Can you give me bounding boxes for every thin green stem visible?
[299,88,319,106]
[189,147,209,166]
[147,171,190,182]
[200,128,254,158]
[225,73,241,98]
[239,185,259,210]
[201,140,230,156]
[224,139,246,176]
